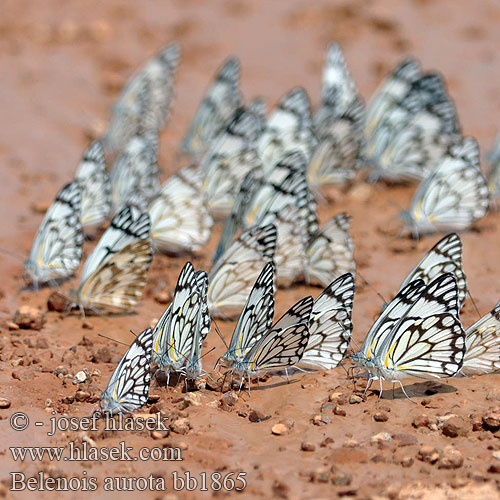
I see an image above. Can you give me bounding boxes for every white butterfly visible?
[220,262,275,370]
[487,131,500,201]
[74,205,152,313]
[305,213,355,288]
[365,58,422,141]
[75,141,111,229]
[110,132,160,212]
[230,295,313,385]
[208,224,277,319]
[149,165,213,254]
[313,42,365,139]
[105,43,180,155]
[401,137,489,236]
[182,58,243,156]
[363,274,465,397]
[298,273,355,370]
[462,301,500,375]
[24,182,83,288]
[257,87,313,169]
[397,233,467,309]
[200,101,265,218]
[99,327,154,415]
[308,98,365,190]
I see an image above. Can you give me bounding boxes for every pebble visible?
[417,445,441,464]
[47,292,69,312]
[349,394,363,404]
[0,398,11,409]
[441,416,469,438]
[343,439,360,448]
[206,400,219,409]
[271,423,289,436]
[329,392,347,405]
[486,390,500,401]
[13,306,45,330]
[493,451,500,461]
[330,465,352,486]
[92,347,112,364]
[178,393,201,410]
[370,432,392,444]
[82,321,94,330]
[393,433,418,447]
[248,409,269,422]
[74,390,90,402]
[373,411,389,422]
[36,337,49,349]
[400,456,414,468]
[412,413,432,428]
[301,441,315,452]
[438,446,463,469]
[31,200,51,214]
[483,410,500,430]
[6,322,19,331]
[151,430,169,440]
[220,391,239,411]
[311,467,330,483]
[333,405,347,416]
[154,289,172,305]
[170,418,191,435]
[72,370,88,384]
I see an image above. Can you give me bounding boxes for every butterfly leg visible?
[285,368,290,383]
[247,373,251,395]
[396,380,416,404]
[377,377,384,401]
[363,377,373,396]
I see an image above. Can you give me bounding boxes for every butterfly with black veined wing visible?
[99,327,154,415]
[24,181,83,288]
[74,205,152,314]
[397,233,467,310]
[229,295,313,388]
[182,58,243,156]
[219,262,275,370]
[75,140,111,229]
[487,131,500,202]
[110,131,160,213]
[365,274,465,397]
[305,212,355,288]
[208,224,277,320]
[401,137,489,237]
[149,164,213,254]
[200,100,265,218]
[462,301,500,375]
[297,273,355,370]
[105,43,180,155]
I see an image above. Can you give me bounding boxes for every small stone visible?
[348,183,373,203]
[82,320,94,330]
[373,411,389,422]
[333,405,346,416]
[84,119,107,141]
[272,423,289,436]
[493,451,500,461]
[488,463,500,474]
[178,393,201,410]
[301,441,315,452]
[13,306,45,330]
[349,394,363,404]
[6,322,19,331]
[72,370,88,384]
[483,410,500,430]
[272,480,289,499]
[248,409,269,422]
[400,456,414,468]
[486,390,500,401]
[393,433,418,447]
[170,418,191,435]
[329,392,347,405]
[154,289,172,305]
[78,336,94,347]
[11,371,21,380]
[36,337,49,349]
[330,465,352,486]
[442,416,468,438]
[417,445,441,464]
[92,347,112,364]
[74,390,90,402]
[311,466,330,483]
[31,200,51,214]
[412,414,431,428]
[438,446,463,469]
[470,414,483,431]
[206,400,219,409]
[151,430,169,440]
[47,292,69,312]
[370,432,392,444]
[220,391,238,411]
[0,398,11,409]
[343,439,359,448]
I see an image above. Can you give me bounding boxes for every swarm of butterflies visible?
[19,41,500,414]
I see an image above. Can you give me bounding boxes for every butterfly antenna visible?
[213,319,229,349]
[357,270,387,305]
[129,329,138,338]
[467,290,482,320]
[199,346,216,361]
[97,333,130,347]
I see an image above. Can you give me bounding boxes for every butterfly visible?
[153,262,210,383]
[313,42,365,139]
[24,181,83,288]
[110,132,160,212]
[182,58,243,156]
[364,58,422,141]
[230,295,313,386]
[200,100,265,218]
[74,205,152,313]
[461,301,500,375]
[208,224,277,319]
[397,233,467,310]
[487,131,500,201]
[308,98,365,190]
[105,43,180,155]
[305,213,355,288]
[99,327,154,415]
[360,274,465,397]
[149,164,213,254]
[297,273,355,370]
[257,87,314,169]
[75,141,112,229]
[219,262,275,370]
[401,137,489,236]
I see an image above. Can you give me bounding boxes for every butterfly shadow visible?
[376,380,457,401]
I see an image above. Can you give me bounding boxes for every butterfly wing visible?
[100,327,154,414]
[299,273,355,370]
[25,181,83,285]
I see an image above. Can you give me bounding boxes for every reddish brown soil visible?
[2,0,500,499]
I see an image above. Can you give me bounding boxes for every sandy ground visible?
[2,0,500,498]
